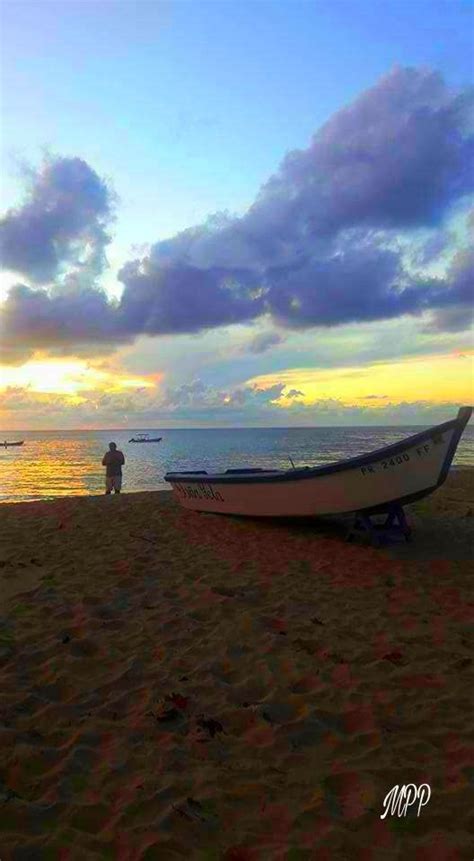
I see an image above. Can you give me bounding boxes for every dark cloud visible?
[266,245,420,328]
[1,67,473,361]
[446,248,474,305]
[0,282,126,365]
[423,249,474,332]
[285,389,305,398]
[0,156,114,284]
[245,330,284,354]
[131,66,472,336]
[247,66,473,240]
[116,259,263,335]
[426,306,471,332]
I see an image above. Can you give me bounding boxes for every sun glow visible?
[0,359,157,398]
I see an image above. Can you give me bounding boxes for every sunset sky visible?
[1,0,473,429]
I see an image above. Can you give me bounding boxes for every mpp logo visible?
[380,784,431,819]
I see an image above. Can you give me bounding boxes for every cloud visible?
[121,66,472,336]
[266,243,418,328]
[1,67,473,361]
[157,379,286,413]
[0,376,288,423]
[0,282,127,365]
[1,379,465,430]
[0,386,59,412]
[412,230,454,266]
[116,259,263,335]
[159,378,223,410]
[245,330,285,354]
[422,248,474,332]
[0,156,114,285]
[254,65,473,236]
[427,304,473,333]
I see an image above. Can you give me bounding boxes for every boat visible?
[2,440,24,447]
[128,433,162,443]
[164,407,472,521]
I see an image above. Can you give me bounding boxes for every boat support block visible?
[346,503,412,547]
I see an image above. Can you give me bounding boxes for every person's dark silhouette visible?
[102,442,125,494]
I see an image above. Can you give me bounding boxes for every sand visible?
[0,470,473,860]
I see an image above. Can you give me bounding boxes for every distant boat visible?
[165,407,472,520]
[128,433,163,443]
[2,440,24,447]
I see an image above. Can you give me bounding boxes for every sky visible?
[0,0,473,429]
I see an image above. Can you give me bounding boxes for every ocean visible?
[1,424,473,504]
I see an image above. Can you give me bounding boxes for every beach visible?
[0,469,473,859]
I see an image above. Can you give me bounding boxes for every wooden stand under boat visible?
[346,503,412,546]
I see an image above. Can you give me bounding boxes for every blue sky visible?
[3,0,473,247]
[0,0,473,428]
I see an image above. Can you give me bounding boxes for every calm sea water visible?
[1,425,473,504]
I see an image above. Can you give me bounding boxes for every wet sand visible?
[0,469,473,859]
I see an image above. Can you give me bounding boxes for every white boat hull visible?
[165,408,471,518]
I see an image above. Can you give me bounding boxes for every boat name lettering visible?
[175,482,224,502]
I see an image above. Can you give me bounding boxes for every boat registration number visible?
[360,443,432,476]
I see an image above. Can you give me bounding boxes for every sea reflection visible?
[1,425,473,504]
[0,435,107,502]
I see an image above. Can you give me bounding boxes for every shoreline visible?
[1,463,473,508]
[0,469,472,856]
[0,488,173,507]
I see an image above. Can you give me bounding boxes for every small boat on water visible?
[2,440,24,447]
[128,433,162,443]
[165,407,472,522]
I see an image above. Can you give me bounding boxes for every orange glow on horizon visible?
[0,349,472,429]
[247,350,474,408]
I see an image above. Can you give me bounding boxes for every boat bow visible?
[164,407,472,518]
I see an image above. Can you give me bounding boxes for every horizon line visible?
[1,422,464,433]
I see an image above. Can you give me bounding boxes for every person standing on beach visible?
[102,442,125,494]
